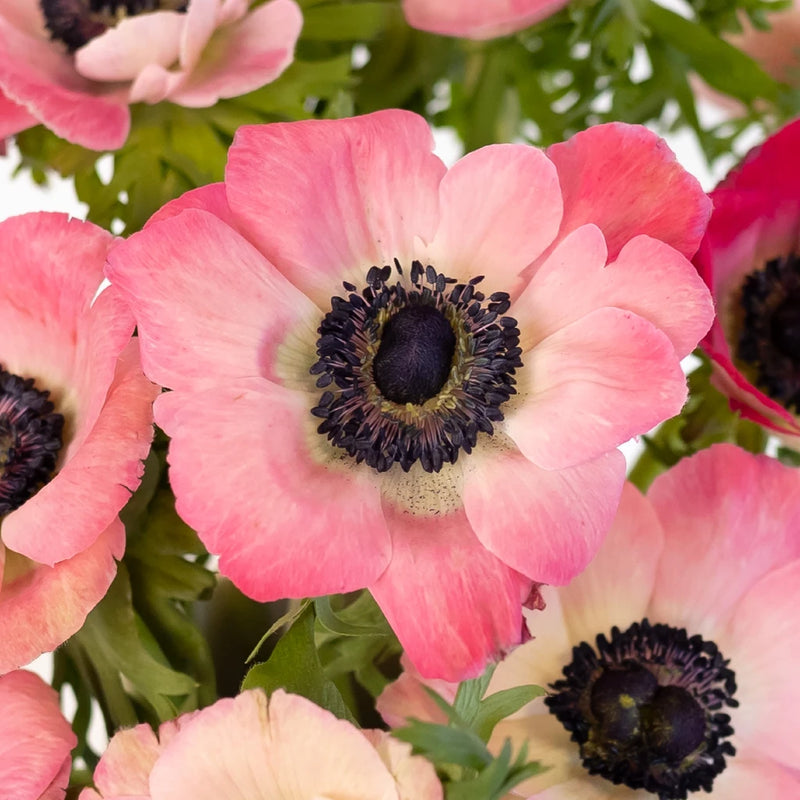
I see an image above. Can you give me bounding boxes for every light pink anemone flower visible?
[105,109,714,681]
[0,212,157,673]
[0,669,76,799]
[695,119,800,441]
[401,0,570,39]
[0,0,303,150]
[380,443,800,799]
[80,688,442,800]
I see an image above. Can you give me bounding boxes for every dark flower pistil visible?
[546,619,737,800]
[309,259,523,474]
[0,366,64,514]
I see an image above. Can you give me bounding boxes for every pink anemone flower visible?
[79,688,443,800]
[105,109,713,681]
[379,443,800,799]
[0,0,303,150]
[695,119,800,441]
[0,670,76,800]
[401,0,570,39]
[0,212,157,673]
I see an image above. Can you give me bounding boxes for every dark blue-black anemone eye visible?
[546,619,738,800]
[309,259,522,474]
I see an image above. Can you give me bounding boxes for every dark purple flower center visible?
[546,619,737,800]
[40,0,187,52]
[0,366,64,514]
[309,260,522,474]
[737,253,800,411]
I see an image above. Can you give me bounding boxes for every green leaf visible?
[242,604,356,723]
[453,664,496,725]
[393,720,493,770]
[639,0,780,103]
[246,598,312,663]
[301,2,391,40]
[473,685,546,742]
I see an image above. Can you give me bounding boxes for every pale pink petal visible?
[515,226,713,356]
[0,670,75,799]
[0,0,48,38]
[0,88,36,138]
[426,144,562,296]
[149,690,399,800]
[462,447,625,584]
[362,730,443,800]
[168,0,302,107]
[557,482,663,646]
[156,381,391,601]
[489,715,583,796]
[3,341,156,566]
[105,208,320,393]
[179,0,221,72]
[702,758,800,799]
[370,503,530,681]
[0,21,130,150]
[377,661,455,729]
[91,724,161,797]
[648,444,800,640]
[402,0,569,39]
[506,308,687,470]
[0,520,123,674]
[489,586,573,700]
[143,183,235,230]
[128,63,184,104]
[535,777,646,799]
[546,123,711,260]
[75,12,183,83]
[226,110,447,308]
[719,560,800,770]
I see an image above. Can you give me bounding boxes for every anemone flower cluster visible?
[0,0,303,150]
[0,212,156,674]
[401,0,570,39]
[79,688,442,800]
[379,444,800,799]
[0,670,76,799]
[105,108,714,681]
[695,118,800,442]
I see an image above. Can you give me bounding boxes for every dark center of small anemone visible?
[0,366,64,514]
[309,260,522,474]
[40,0,187,52]
[737,253,800,411]
[373,306,456,405]
[546,619,737,800]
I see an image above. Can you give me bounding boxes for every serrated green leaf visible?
[453,663,496,724]
[393,720,492,770]
[246,598,312,662]
[639,0,780,103]
[473,685,546,742]
[242,605,356,723]
[302,2,390,39]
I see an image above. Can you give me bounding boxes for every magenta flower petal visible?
[106,209,320,392]
[462,448,625,585]
[156,384,391,600]
[546,123,711,260]
[402,0,570,39]
[143,183,235,230]
[0,670,75,800]
[225,110,447,308]
[0,88,36,139]
[648,445,800,638]
[694,119,800,437]
[507,307,688,470]
[370,505,530,681]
